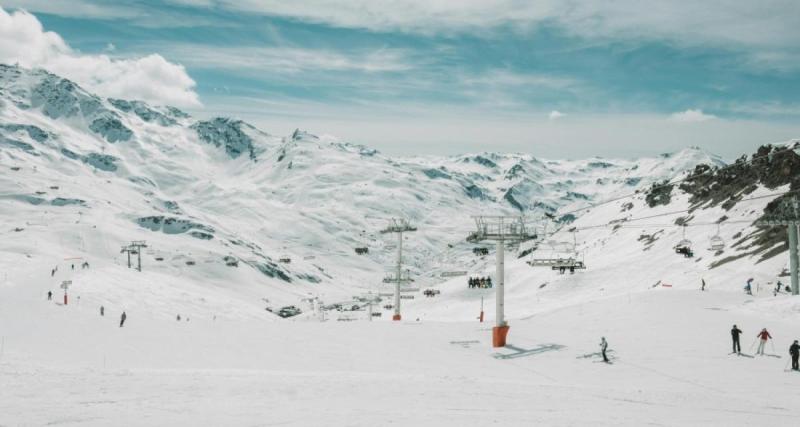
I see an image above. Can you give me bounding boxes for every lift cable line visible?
[570,189,800,233]
[466,216,537,348]
[380,218,417,321]
[557,148,798,218]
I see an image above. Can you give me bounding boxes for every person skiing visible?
[790,340,800,371]
[776,281,783,294]
[47,290,52,301]
[600,337,609,363]
[100,306,104,316]
[701,278,706,291]
[119,311,127,328]
[756,328,772,355]
[731,324,743,354]
[744,281,752,295]
[177,314,181,321]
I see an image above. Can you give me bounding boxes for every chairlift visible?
[674,225,693,257]
[708,224,725,251]
[472,247,489,256]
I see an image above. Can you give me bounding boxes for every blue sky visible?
[1,1,799,158]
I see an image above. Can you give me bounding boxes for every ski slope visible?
[2,64,800,425]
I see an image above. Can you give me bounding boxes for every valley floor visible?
[2,285,799,426]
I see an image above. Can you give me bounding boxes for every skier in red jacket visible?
[756,328,772,355]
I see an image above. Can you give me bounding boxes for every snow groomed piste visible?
[2,64,800,425]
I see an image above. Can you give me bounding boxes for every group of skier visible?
[730,324,799,370]
[468,276,493,289]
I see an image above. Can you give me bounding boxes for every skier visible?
[756,328,772,355]
[51,268,55,277]
[71,264,74,270]
[100,306,104,316]
[731,324,742,354]
[600,337,609,362]
[776,281,783,294]
[119,311,127,328]
[177,314,181,321]
[47,290,52,301]
[701,278,706,291]
[744,281,752,296]
[790,340,800,371]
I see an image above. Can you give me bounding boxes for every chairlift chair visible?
[708,224,725,251]
[674,225,693,257]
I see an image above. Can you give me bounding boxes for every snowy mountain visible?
[4,64,800,426]
[1,63,796,321]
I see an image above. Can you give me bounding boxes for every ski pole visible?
[770,339,776,354]
[749,337,758,351]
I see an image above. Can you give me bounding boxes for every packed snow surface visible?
[2,65,799,425]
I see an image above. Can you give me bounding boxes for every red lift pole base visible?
[64,293,68,305]
[492,325,509,347]
[479,311,484,323]
[392,314,401,321]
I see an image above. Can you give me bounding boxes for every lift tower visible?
[757,196,800,295]
[120,240,148,272]
[467,216,536,347]
[380,218,417,321]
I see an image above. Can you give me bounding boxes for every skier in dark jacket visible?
[731,325,742,354]
[47,290,52,301]
[600,337,609,362]
[790,340,800,371]
[119,311,127,328]
[100,306,104,316]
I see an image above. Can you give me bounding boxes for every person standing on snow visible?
[744,281,753,295]
[731,325,743,354]
[600,337,609,362]
[119,311,127,328]
[701,278,706,291]
[790,340,800,371]
[100,306,104,316]
[47,290,52,301]
[756,328,772,355]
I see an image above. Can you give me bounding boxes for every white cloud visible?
[157,44,414,74]
[190,0,798,70]
[0,7,200,107]
[549,110,565,120]
[670,109,717,123]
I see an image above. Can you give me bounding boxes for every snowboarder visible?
[701,278,706,291]
[790,340,800,371]
[731,324,742,354]
[47,290,52,301]
[756,328,772,355]
[100,306,104,316]
[119,311,127,328]
[600,337,609,362]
